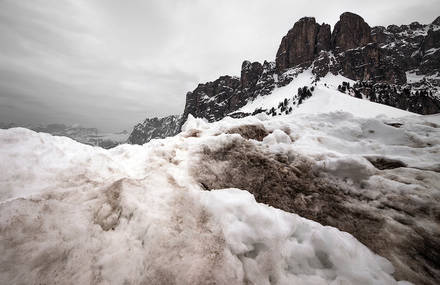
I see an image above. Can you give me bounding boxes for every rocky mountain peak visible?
[275,17,327,70]
[130,12,440,145]
[331,12,372,51]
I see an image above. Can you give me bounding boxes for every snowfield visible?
[1,79,439,284]
[238,70,415,118]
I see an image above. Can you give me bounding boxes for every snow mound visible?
[0,125,415,284]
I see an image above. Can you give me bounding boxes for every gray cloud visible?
[0,0,439,131]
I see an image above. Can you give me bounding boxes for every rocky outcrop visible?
[342,81,440,115]
[338,43,407,84]
[422,29,440,52]
[180,76,241,127]
[128,115,181,144]
[316,23,331,53]
[276,17,330,71]
[240,61,263,89]
[331,12,372,51]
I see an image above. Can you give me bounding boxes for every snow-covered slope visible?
[238,70,415,118]
[1,106,439,284]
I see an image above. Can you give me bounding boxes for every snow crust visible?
[1,115,430,283]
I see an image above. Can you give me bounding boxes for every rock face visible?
[128,115,181,145]
[276,17,331,71]
[316,23,331,53]
[131,11,440,144]
[240,61,263,89]
[180,76,241,126]
[331,12,372,51]
[338,43,407,84]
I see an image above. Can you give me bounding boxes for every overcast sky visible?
[1,0,439,131]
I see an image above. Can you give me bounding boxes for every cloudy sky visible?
[1,0,439,131]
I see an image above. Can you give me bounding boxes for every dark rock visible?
[409,21,423,30]
[276,17,321,70]
[347,81,440,115]
[421,28,440,52]
[331,12,372,51]
[316,23,331,53]
[179,75,241,128]
[335,43,407,84]
[128,115,181,144]
[240,60,263,89]
[387,24,403,34]
[371,26,388,44]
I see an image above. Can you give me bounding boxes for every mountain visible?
[129,12,440,144]
[127,115,181,145]
[0,123,129,149]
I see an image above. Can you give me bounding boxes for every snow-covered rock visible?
[128,115,181,145]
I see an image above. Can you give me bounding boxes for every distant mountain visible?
[0,123,128,148]
[129,12,440,144]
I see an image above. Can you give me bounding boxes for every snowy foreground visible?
[1,95,440,284]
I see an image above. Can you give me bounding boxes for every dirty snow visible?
[0,114,428,284]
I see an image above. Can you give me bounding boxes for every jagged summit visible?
[129,12,440,144]
[331,12,372,51]
[275,16,330,70]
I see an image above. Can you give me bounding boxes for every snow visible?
[406,70,440,84]
[238,70,415,118]
[0,117,428,283]
[238,69,317,113]
[2,69,437,284]
[294,87,414,118]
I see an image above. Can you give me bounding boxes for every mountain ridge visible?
[128,12,440,144]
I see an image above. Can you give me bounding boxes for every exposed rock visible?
[345,81,440,115]
[240,61,263,89]
[433,16,440,26]
[276,17,321,70]
[409,21,424,30]
[421,29,440,53]
[180,76,240,128]
[371,26,388,44]
[335,43,407,84]
[316,23,331,53]
[331,12,372,51]
[128,115,181,144]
